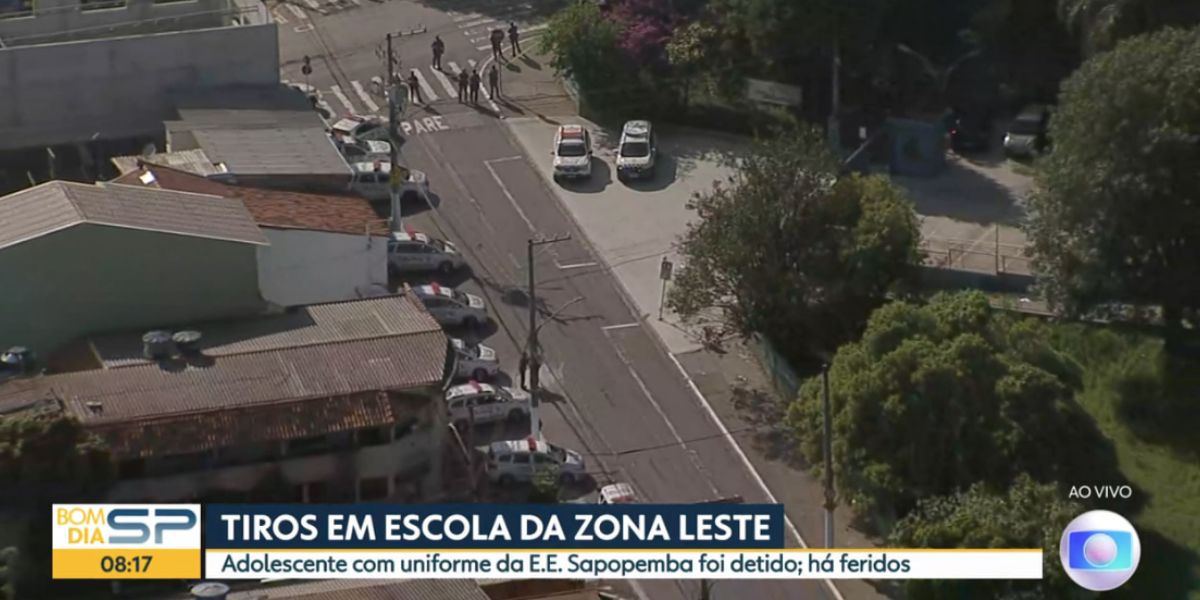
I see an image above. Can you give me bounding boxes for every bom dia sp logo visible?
[1059,510,1141,591]
[52,504,201,579]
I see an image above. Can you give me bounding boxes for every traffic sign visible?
[659,257,674,281]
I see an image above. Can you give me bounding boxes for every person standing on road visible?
[457,69,468,103]
[490,28,505,62]
[407,70,422,104]
[487,64,500,99]
[508,22,520,57]
[469,68,482,104]
[431,35,445,70]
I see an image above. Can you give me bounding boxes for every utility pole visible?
[829,39,841,155]
[822,364,836,548]
[386,33,403,234]
[526,234,571,438]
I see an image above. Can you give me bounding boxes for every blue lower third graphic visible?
[1067,531,1133,571]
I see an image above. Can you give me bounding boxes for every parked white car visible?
[349,161,429,204]
[451,338,500,381]
[330,115,390,142]
[551,124,593,182]
[333,135,390,162]
[615,120,656,181]
[388,231,465,275]
[485,438,586,485]
[445,381,529,430]
[412,283,488,328]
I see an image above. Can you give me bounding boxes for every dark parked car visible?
[949,110,992,153]
[1004,105,1051,158]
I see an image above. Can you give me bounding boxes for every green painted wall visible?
[0,223,265,357]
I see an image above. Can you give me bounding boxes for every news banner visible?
[52,504,1046,581]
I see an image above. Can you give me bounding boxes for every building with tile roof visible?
[5,293,451,503]
[0,180,268,357]
[112,161,391,307]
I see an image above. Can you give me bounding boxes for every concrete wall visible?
[0,0,235,45]
[0,22,279,151]
[0,222,265,356]
[257,228,388,307]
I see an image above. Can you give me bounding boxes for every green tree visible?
[1026,26,1200,350]
[788,292,1113,524]
[667,127,919,362]
[0,414,111,599]
[539,2,629,111]
[890,475,1091,600]
[1057,0,1200,55]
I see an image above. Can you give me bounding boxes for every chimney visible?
[141,330,174,360]
[172,330,203,356]
[189,582,230,600]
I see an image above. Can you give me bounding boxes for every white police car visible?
[388,230,465,275]
[445,381,530,430]
[412,283,488,328]
[485,437,586,485]
[552,124,593,182]
[615,120,656,181]
[350,161,429,204]
[451,337,500,381]
[330,115,389,142]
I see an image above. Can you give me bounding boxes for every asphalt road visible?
[273,3,838,598]
[374,112,838,600]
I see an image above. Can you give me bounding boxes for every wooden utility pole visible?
[526,234,571,437]
[386,33,403,233]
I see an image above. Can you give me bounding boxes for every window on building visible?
[0,0,34,18]
[79,0,127,11]
[358,426,388,447]
[359,477,389,501]
[117,458,145,479]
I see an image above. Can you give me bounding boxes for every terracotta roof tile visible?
[114,162,384,235]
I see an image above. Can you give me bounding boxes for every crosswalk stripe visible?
[330,85,355,114]
[272,9,288,23]
[411,69,438,101]
[351,81,380,113]
[447,61,462,75]
[452,13,478,22]
[431,68,458,98]
[285,4,307,19]
[524,23,549,34]
[467,59,478,70]
[476,44,492,51]
[459,17,493,27]
[470,36,488,43]
[303,0,320,10]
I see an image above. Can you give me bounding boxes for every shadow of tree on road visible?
[729,381,808,471]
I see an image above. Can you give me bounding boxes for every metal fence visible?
[919,233,1033,276]
[748,332,800,401]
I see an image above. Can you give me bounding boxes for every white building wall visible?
[257,228,388,307]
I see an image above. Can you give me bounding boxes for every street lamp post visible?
[526,235,571,438]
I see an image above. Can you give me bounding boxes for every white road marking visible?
[351,81,379,113]
[484,158,535,233]
[604,329,722,499]
[556,261,598,270]
[430,67,458,98]
[470,36,489,43]
[459,17,493,27]
[476,44,492,51]
[452,13,479,22]
[467,59,478,69]
[303,0,320,10]
[285,3,307,19]
[271,8,287,23]
[329,85,355,114]
[523,23,549,34]
[447,61,462,75]
[601,322,640,331]
[411,69,437,101]
[294,24,313,33]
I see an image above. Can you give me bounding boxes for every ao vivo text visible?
[1068,485,1133,500]
[220,513,772,543]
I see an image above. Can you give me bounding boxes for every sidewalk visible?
[489,46,577,119]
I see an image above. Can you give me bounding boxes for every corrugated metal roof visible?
[226,579,490,600]
[44,331,448,426]
[191,127,351,176]
[89,294,438,369]
[110,149,227,177]
[0,181,267,250]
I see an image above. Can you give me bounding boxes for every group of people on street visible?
[416,23,516,106]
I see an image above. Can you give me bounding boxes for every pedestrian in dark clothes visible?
[457,69,468,103]
[508,22,520,57]
[469,69,481,104]
[431,35,444,69]
[407,71,421,104]
[487,64,500,99]
[490,28,505,61]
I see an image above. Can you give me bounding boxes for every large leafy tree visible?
[890,475,1090,600]
[0,415,111,599]
[1058,0,1200,55]
[1026,26,1200,349]
[788,292,1117,522]
[667,127,919,362]
[539,2,626,106]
